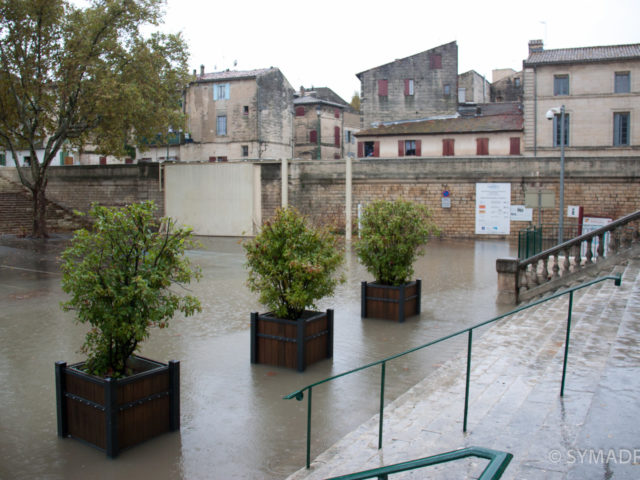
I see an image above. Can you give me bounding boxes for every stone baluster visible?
[585,238,594,265]
[563,248,571,275]
[597,233,605,259]
[540,255,549,281]
[551,253,560,279]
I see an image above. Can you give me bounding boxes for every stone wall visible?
[275,156,640,240]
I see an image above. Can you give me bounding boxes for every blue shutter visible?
[225,83,230,99]
[213,84,218,101]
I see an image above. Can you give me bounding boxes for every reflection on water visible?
[0,235,515,480]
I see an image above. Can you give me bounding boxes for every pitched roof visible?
[293,96,345,109]
[355,114,523,137]
[196,68,275,82]
[524,43,640,66]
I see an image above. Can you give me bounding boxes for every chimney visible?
[200,64,205,76]
[192,69,196,77]
[528,39,544,55]
[300,86,305,97]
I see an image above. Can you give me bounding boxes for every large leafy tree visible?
[0,0,190,237]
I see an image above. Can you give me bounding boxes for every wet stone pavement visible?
[286,250,640,480]
[0,235,515,480]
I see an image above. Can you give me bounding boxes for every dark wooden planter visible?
[55,355,180,458]
[361,280,422,322]
[250,309,333,372]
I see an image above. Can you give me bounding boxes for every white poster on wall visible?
[476,183,511,235]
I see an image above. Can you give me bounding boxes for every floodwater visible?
[0,235,516,480]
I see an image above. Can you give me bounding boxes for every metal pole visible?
[379,361,386,449]
[316,108,321,160]
[306,387,312,469]
[463,329,473,432]
[560,291,574,397]
[345,156,352,242]
[558,105,565,244]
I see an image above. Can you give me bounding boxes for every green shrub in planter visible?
[356,199,439,286]
[60,201,201,378]
[244,207,344,320]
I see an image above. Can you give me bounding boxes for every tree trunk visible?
[31,186,49,238]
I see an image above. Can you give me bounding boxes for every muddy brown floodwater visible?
[0,235,515,480]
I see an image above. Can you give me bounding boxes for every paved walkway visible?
[287,253,640,479]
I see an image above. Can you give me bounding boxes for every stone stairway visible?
[0,174,85,234]
[287,255,640,479]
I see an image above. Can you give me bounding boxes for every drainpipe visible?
[533,66,538,157]
[257,83,261,160]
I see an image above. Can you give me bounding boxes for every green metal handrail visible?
[326,446,513,480]
[284,274,622,469]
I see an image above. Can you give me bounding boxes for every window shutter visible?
[404,79,410,96]
[295,106,305,116]
[378,79,388,96]
[373,141,380,157]
[334,108,340,118]
[443,139,454,156]
[476,138,489,155]
[358,141,364,158]
[398,140,404,157]
[334,126,340,147]
[225,83,230,99]
[213,85,218,100]
[310,130,317,143]
[509,137,521,155]
[415,140,422,156]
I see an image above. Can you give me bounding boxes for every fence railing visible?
[284,275,621,470]
[326,446,513,480]
[514,210,639,302]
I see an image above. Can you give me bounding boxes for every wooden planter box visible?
[55,355,180,458]
[361,280,422,322]
[250,309,333,372]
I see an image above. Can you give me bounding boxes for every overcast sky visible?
[157,0,639,102]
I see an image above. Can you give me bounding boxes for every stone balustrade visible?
[497,210,640,303]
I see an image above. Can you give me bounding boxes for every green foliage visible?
[244,207,344,320]
[355,199,440,286]
[350,91,361,112]
[60,201,201,378]
[0,0,190,236]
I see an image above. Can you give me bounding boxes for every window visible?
[242,145,249,157]
[99,156,107,165]
[554,75,569,96]
[615,72,630,93]
[243,105,249,115]
[476,138,489,155]
[514,77,521,87]
[334,126,340,147]
[430,54,442,69]
[614,112,630,146]
[457,87,465,102]
[334,108,340,118]
[213,83,230,100]
[310,130,317,143]
[358,141,379,158]
[378,79,388,97]
[0,153,5,166]
[398,139,421,156]
[23,156,31,166]
[216,115,227,136]
[444,84,451,97]
[442,139,454,156]
[295,106,305,116]
[404,79,414,96]
[553,113,570,146]
[509,137,521,155]
[345,130,352,144]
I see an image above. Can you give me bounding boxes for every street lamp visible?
[546,105,565,244]
[316,106,321,160]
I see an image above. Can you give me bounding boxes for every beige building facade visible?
[523,40,640,157]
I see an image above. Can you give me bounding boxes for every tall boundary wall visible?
[264,156,640,240]
[2,157,638,239]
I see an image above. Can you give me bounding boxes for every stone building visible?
[523,40,640,157]
[355,103,523,158]
[356,42,459,128]
[293,87,360,160]
[139,67,295,163]
[490,68,523,102]
[458,70,490,104]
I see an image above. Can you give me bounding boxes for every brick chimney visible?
[528,39,544,55]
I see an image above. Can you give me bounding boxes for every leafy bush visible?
[60,201,201,378]
[356,199,439,286]
[244,207,344,320]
